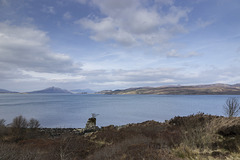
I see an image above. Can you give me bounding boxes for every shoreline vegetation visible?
[1,113,240,159]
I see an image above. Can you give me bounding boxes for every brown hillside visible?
[105,84,240,95]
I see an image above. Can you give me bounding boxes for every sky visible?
[0,0,240,92]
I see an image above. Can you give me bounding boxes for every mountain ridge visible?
[0,89,18,93]
[2,83,240,95]
[29,86,72,94]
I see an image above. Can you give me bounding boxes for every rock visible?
[85,117,99,132]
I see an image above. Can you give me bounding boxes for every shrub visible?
[223,97,240,117]
[0,119,5,127]
[12,115,28,129]
[28,118,40,129]
[0,119,7,139]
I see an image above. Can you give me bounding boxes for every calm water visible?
[0,94,239,128]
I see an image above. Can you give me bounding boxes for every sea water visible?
[0,94,239,128]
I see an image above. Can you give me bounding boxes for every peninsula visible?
[102,83,240,95]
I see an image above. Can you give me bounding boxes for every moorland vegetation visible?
[0,98,240,159]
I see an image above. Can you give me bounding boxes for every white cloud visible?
[4,64,240,91]
[78,67,182,89]
[42,6,56,14]
[167,49,200,58]
[196,18,214,28]
[72,64,240,90]
[22,71,86,83]
[78,17,136,45]
[0,22,81,81]
[63,12,72,20]
[75,0,87,4]
[76,0,190,46]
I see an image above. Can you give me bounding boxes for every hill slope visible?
[105,83,240,95]
[0,89,17,93]
[29,87,72,94]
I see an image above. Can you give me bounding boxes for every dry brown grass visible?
[1,114,240,159]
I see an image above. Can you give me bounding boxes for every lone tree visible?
[223,97,240,117]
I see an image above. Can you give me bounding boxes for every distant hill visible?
[71,89,95,94]
[0,89,18,93]
[95,90,113,94]
[103,83,240,95]
[29,87,72,94]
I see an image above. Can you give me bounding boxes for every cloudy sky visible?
[0,0,240,92]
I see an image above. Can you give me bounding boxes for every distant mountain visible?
[232,83,240,87]
[29,87,72,94]
[0,89,18,93]
[71,89,95,94]
[103,83,240,95]
[95,90,113,94]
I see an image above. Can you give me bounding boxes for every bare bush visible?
[223,97,240,117]
[0,143,39,160]
[87,135,151,160]
[12,115,28,128]
[0,119,5,127]
[0,119,7,138]
[28,118,40,129]
[57,136,74,160]
[11,116,28,140]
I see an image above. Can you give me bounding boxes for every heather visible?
[1,113,240,159]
